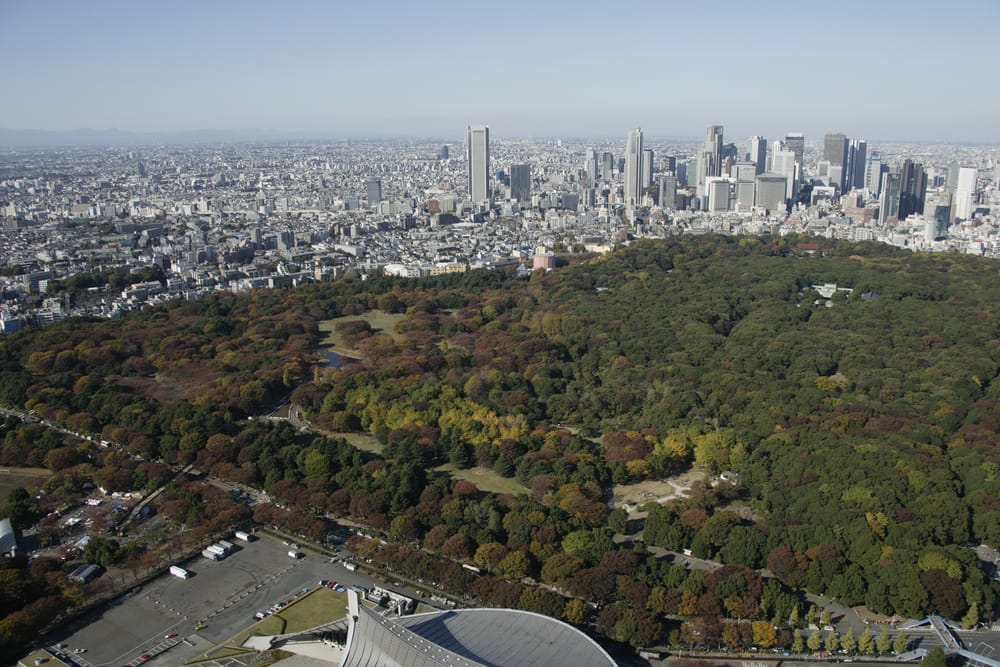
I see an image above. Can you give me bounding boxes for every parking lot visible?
[46,535,354,666]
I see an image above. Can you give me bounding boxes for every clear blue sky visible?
[1,0,997,142]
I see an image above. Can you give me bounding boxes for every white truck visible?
[207,544,227,557]
[202,549,221,561]
[169,565,190,579]
[217,539,235,553]
[234,530,252,541]
[288,550,303,559]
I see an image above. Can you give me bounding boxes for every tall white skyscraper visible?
[624,128,643,207]
[642,149,654,188]
[747,136,767,175]
[702,125,723,184]
[771,148,798,200]
[467,124,490,203]
[954,167,978,220]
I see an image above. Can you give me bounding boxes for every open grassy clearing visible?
[610,468,705,514]
[0,467,52,498]
[274,587,348,632]
[188,588,346,664]
[318,310,407,355]
[331,431,385,456]
[434,463,527,496]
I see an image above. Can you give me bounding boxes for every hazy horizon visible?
[2,0,999,144]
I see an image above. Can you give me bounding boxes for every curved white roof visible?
[340,601,616,667]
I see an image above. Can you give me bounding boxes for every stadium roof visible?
[340,595,616,667]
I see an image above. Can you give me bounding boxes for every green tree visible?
[792,628,804,653]
[876,627,891,655]
[819,608,832,627]
[857,626,873,655]
[608,508,628,534]
[563,598,587,625]
[83,536,123,567]
[962,601,979,629]
[893,631,908,655]
[841,626,856,654]
[498,550,531,579]
[752,620,776,648]
[921,647,947,667]
[807,630,822,652]
[825,631,839,652]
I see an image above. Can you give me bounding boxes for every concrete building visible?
[658,173,677,209]
[880,172,902,224]
[847,139,867,191]
[954,167,978,220]
[705,177,732,212]
[771,148,798,201]
[866,153,885,195]
[624,128,643,207]
[899,159,927,220]
[755,173,788,214]
[704,125,724,182]
[467,125,490,203]
[641,148,654,188]
[824,132,849,190]
[509,164,531,203]
[783,132,805,172]
[746,135,767,175]
[366,178,382,206]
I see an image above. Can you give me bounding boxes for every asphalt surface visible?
[44,534,374,666]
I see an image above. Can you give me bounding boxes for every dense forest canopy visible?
[1,234,999,647]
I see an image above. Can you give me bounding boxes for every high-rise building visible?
[899,159,927,220]
[703,125,724,184]
[879,172,902,224]
[954,167,978,220]
[771,148,798,201]
[784,132,805,172]
[847,139,867,190]
[705,177,732,212]
[658,174,677,209]
[946,161,962,191]
[865,154,885,195]
[510,164,531,203]
[755,173,788,214]
[624,128,643,207]
[746,136,767,175]
[601,152,614,181]
[585,150,599,185]
[642,149,654,188]
[366,178,382,206]
[467,125,490,202]
[823,133,849,190]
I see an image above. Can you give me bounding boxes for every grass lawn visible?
[332,431,385,456]
[0,467,52,499]
[318,310,407,355]
[191,587,348,664]
[273,586,348,633]
[434,463,527,496]
[187,614,286,663]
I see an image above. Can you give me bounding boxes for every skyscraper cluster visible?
[457,120,985,236]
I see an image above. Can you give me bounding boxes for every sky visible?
[1,0,998,143]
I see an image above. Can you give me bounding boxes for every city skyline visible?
[2,0,999,144]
